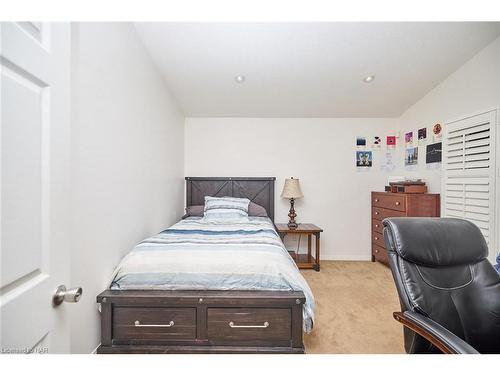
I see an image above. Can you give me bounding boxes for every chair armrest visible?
[393,311,479,354]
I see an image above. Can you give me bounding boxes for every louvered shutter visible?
[442,111,498,262]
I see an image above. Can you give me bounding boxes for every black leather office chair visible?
[383,217,500,354]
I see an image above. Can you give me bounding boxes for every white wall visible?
[185,118,398,261]
[184,37,500,265]
[70,23,185,353]
[397,35,500,193]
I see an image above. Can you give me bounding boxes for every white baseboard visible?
[320,252,371,261]
[283,243,372,261]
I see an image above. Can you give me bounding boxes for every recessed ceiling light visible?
[363,75,375,83]
[234,75,245,83]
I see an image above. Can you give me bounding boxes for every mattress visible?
[109,216,315,332]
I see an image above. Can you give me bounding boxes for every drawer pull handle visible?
[375,249,379,253]
[229,321,269,328]
[374,199,379,202]
[375,224,379,228]
[374,237,379,241]
[134,320,174,327]
[395,202,401,206]
[375,211,379,215]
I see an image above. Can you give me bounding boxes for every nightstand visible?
[275,223,323,271]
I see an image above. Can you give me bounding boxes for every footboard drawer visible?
[97,290,305,353]
[113,307,196,341]
[207,308,291,344]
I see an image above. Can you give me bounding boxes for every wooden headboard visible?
[185,177,276,222]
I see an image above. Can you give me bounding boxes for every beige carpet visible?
[301,261,405,354]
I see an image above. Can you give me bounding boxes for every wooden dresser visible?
[371,192,440,265]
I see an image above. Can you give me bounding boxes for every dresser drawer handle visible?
[375,211,380,215]
[375,224,379,228]
[374,198,379,202]
[375,249,379,253]
[395,201,401,206]
[229,321,269,328]
[374,236,379,241]
[134,320,174,327]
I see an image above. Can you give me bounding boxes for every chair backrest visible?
[383,217,500,354]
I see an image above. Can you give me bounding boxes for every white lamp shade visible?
[281,178,304,199]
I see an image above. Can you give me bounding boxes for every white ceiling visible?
[134,22,500,118]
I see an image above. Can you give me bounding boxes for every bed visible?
[96,177,314,354]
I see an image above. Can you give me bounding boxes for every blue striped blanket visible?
[110,216,315,332]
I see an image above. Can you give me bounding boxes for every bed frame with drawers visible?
[96,177,306,354]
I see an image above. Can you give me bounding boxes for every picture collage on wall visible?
[405,123,443,168]
[355,123,443,170]
[355,132,398,169]
[403,123,442,167]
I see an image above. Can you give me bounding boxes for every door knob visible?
[53,285,83,306]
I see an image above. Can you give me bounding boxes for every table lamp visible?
[281,177,304,229]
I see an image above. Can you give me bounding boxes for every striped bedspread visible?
[109,216,315,332]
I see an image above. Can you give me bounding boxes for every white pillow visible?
[202,196,250,222]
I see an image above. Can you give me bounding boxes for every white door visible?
[442,110,498,264]
[1,22,72,353]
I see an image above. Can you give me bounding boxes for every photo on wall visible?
[380,152,397,172]
[356,151,372,167]
[405,131,413,145]
[426,142,442,163]
[356,136,367,147]
[372,136,382,149]
[405,147,418,166]
[418,127,427,141]
[432,123,443,141]
[386,135,396,149]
